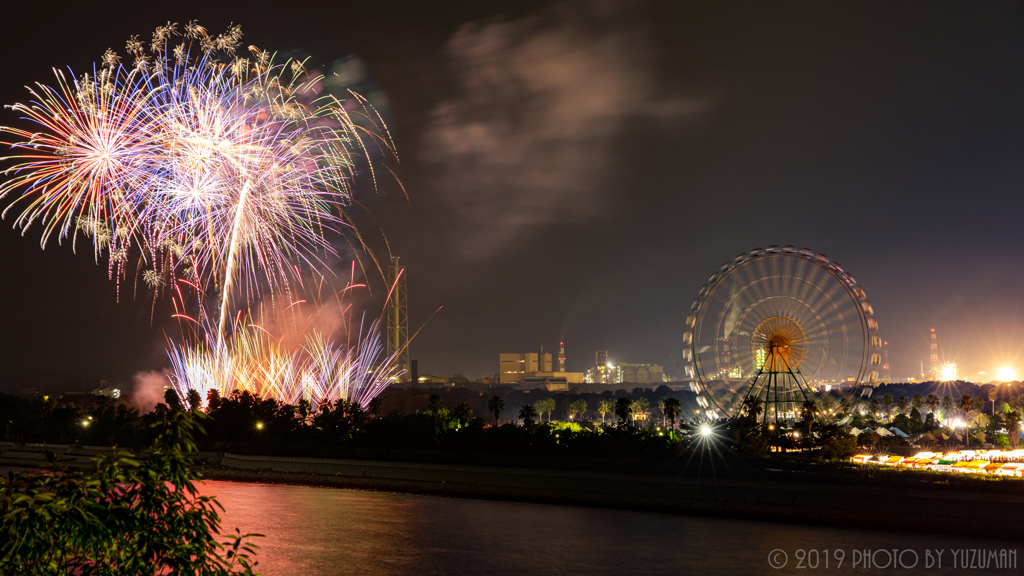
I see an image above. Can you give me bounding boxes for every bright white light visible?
[940,362,957,381]
[998,367,1015,381]
[700,424,711,437]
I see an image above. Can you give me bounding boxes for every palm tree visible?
[662,397,682,429]
[452,402,473,428]
[881,393,893,421]
[487,395,505,425]
[868,398,881,419]
[896,396,910,416]
[657,398,667,426]
[535,398,555,421]
[958,395,973,418]
[925,393,939,415]
[941,395,954,421]
[597,399,614,424]
[519,404,538,428]
[801,399,818,438]
[633,398,650,426]
[1007,410,1021,449]
[428,394,445,414]
[958,395,974,444]
[912,393,925,413]
[988,387,999,415]
[741,396,763,421]
[614,397,633,425]
[568,399,587,421]
[368,397,383,418]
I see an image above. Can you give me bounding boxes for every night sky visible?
[3,0,1024,393]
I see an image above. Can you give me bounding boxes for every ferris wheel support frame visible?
[742,355,813,426]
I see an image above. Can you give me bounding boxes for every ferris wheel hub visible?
[752,316,806,372]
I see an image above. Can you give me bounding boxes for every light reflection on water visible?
[200,480,1015,575]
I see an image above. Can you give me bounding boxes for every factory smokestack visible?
[559,341,565,372]
[930,328,938,379]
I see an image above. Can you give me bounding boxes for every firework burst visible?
[167,315,402,412]
[1,22,391,316]
[2,22,404,408]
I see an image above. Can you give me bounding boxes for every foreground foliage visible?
[0,411,260,575]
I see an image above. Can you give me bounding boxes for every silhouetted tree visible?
[801,399,818,438]
[614,397,633,425]
[895,396,910,416]
[741,396,763,421]
[912,393,925,413]
[207,389,222,412]
[941,395,954,418]
[428,394,445,414]
[568,399,587,421]
[1007,410,1021,449]
[519,404,538,428]
[369,397,383,418]
[662,397,682,428]
[452,402,473,428]
[487,395,505,424]
[164,388,181,411]
[185,389,202,412]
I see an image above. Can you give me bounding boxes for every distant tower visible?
[596,350,608,367]
[558,341,565,372]
[882,341,891,383]
[387,257,409,380]
[929,328,938,380]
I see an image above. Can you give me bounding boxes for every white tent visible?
[888,427,910,438]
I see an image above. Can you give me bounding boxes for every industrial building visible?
[499,343,584,386]
[585,351,665,384]
[499,351,552,384]
[619,363,665,384]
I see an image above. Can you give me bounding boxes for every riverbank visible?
[7,441,1023,541]
[195,457,1024,542]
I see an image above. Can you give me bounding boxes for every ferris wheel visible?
[684,246,880,423]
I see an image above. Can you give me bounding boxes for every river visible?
[201,480,1019,575]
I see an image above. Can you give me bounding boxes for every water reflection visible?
[201,480,1015,575]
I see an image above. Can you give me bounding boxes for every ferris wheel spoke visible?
[690,250,876,420]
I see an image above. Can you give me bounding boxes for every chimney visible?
[559,341,565,372]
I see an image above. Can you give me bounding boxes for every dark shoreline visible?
[196,464,1024,542]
